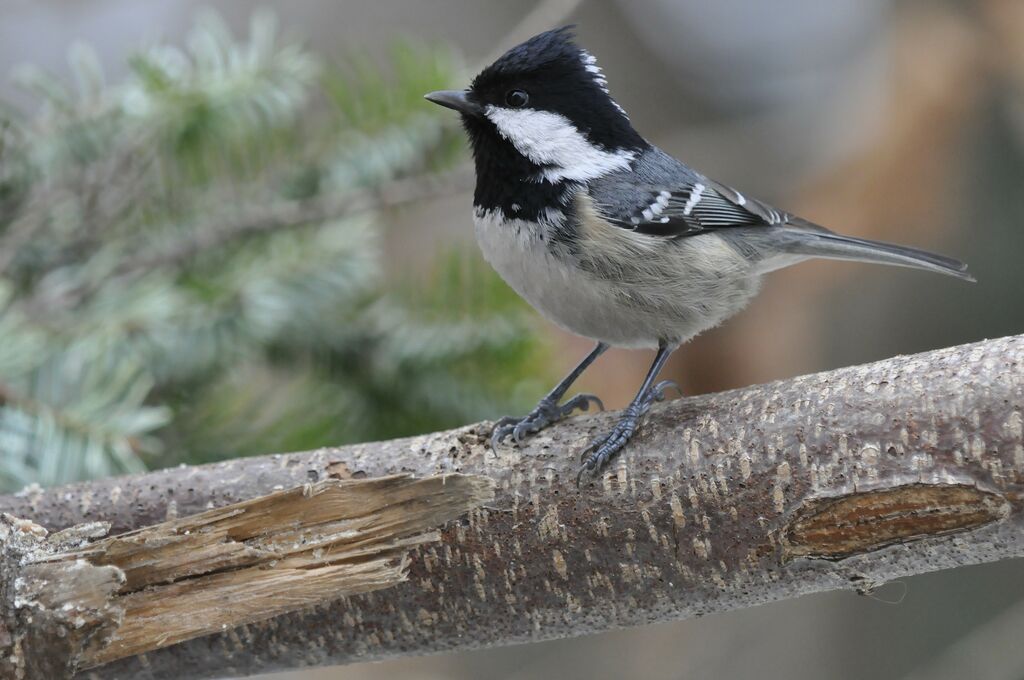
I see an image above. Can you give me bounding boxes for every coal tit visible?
[425,27,973,482]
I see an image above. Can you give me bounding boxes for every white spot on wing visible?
[683,183,705,216]
[735,191,746,206]
[484,106,635,183]
[639,191,672,222]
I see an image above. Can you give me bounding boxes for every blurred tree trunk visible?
[676,6,984,396]
[1,335,1022,680]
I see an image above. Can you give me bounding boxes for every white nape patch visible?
[580,50,608,92]
[683,183,705,216]
[579,49,629,119]
[485,106,635,183]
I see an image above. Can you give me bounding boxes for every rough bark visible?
[1,334,1022,680]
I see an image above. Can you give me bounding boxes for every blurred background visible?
[1,0,1023,678]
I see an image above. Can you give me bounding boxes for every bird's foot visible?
[576,380,681,485]
[491,392,604,450]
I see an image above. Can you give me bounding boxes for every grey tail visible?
[771,223,975,282]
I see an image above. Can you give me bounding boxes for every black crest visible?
[471,26,583,88]
[466,27,646,155]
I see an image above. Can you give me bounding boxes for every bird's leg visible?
[577,344,679,484]
[491,342,608,449]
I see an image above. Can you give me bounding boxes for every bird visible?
[424,27,973,483]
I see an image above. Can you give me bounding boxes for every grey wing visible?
[585,147,972,281]
[589,172,973,281]
[591,176,790,238]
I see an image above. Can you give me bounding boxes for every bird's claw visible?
[576,414,640,485]
[576,380,681,485]
[647,379,682,405]
[491,392,604,450]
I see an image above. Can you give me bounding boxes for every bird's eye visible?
[505,89,529,108]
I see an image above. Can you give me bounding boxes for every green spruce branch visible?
[0,10,543,490]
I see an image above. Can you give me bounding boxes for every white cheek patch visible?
[485,106,635,183]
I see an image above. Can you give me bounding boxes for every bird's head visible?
[426,27,647,186]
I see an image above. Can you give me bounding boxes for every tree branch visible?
[115,167,473,276]
[20,167,474,315]
[1,335,1022,680]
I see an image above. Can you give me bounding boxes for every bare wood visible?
[0,475,492,678]
[0,517,121,680]
[1,335,1022,680]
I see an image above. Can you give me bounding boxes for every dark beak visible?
[424,90,483,117]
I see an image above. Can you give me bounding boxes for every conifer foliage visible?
[0,11,540,491]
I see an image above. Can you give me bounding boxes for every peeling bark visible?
[0,475,491,678]
[0,335,1022,680]
[780,483,1010,560]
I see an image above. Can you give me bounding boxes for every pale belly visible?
[473,212,761,348]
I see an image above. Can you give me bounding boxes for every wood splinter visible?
[0,473,493,679]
